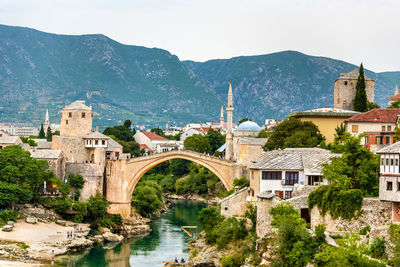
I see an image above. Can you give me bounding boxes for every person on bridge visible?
[181,257,185,263]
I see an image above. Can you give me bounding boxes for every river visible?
[56,200,207,267]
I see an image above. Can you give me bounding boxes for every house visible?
[0,136,23,149]
[288,107,359,143]
[134,131,182,153]
[377,142,400,222]
[30,149,65,180]
[0,130,12,137]
[345,108,400,153]
[249,148,340,199]
[180,127,209,142]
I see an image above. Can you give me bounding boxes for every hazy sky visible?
[1,0,399,72]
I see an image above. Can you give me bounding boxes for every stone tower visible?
[220,106,224,129]
[225,82,234,160]
[43,109,50,133]
[334,69,375,110]
[60,100,93,137]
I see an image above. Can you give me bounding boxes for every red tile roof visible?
[390,94,400,100]
[0,130,12,136]
[140,144,149,150]
[141,131,167,141]
[345,109,400,123]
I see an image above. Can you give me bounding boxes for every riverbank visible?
[164,193,220,205]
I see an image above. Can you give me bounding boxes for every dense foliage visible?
[132,180,163,218]
[389,100,400,109]
[263,117,324,151]
[183,129,225,154]
[353,63,368,112]
[104,120,143,157]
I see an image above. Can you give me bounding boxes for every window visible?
[364,136,369,144]
[344,81,348,85]
[391,159,394,165]
[386,136,391,144]
[382,158,384,165]
[308,175,323,185]
[69,112,72,118]
[285,172,299,185]
[261,171,282,180]
[102,140,105,145]
[388,126,392,131]
[352,125,358,133]
[387,159,389,165]
[382,126,386,132]
[66,120,68,125]
[387,181,393,191]
[397,159,399,166]
[82,112,86,118]
[284,191,292,199]
[398,182,400,191]
[95,140,98,145]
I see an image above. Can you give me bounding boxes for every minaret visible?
[395,83,399,95]
[220,106,224,129]
[43,109,50,133]
[225,82,234,160]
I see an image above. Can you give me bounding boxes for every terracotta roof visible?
[345,109,400,123]
[140,144,149,150]
[141,131,167,141]
[389,94,400,100]
[0,130,12,136]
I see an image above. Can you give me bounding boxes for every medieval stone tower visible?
[225,82,234,160]
[334,69,375,110]
[60,100,93,137]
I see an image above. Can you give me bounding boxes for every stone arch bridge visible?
[105,150,237,218]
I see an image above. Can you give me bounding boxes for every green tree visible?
[46,126,52,141]
[257,130,270,138]
[103,125,133,142]
[123,120,132,129]
[389,99,400,109]
[206,129,225,153]
[184,134,211,153]
[239,118,252,124]
[150,128,164,136]
[366,101,380,111]
[20,137,37,147]
[39,124,45,139]
[132,181,163,217]
[353,63,368,112]
[168,159,190,177]
[87,192,109,220]
[68,174,85,189]
[263,117,324,151]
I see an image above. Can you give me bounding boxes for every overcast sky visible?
[1,0,399,72]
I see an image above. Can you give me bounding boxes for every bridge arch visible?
[105,150,236,218]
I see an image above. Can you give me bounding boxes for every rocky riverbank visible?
[0,204,152,265]
[164,193,220,205]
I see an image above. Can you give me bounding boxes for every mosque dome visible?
[236,121,261,131]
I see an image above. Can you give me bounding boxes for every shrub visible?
[233,176,249,189]
[0,210,19,226]
[368,236,386,260]
[132,181,163,217]
[359,226,370,235]
[38,196,58,208]
[55,199,72,214]
[221,253,245,267]
[87,192,109,220]
[110,214,123,226]
[68,174,85,189]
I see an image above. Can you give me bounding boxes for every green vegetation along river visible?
[57,200,207,267]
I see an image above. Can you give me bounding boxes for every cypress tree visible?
[39,124,45,139]
[353,63,368,112]
[46,126,52,141]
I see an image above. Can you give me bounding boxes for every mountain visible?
[0,24,398,128]
[184,53,399,122]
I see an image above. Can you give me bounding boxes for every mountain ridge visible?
[0,24,399,128]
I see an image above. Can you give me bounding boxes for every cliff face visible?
[1,24,399,128]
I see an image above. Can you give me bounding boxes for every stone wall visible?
[220,187,251,217]
[256,195,282,237]
[66,163,104,201]
[52,136,90,163]
[334,79,374,110]
[310,197,392,235]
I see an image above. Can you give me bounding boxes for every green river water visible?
[56,200,206,267]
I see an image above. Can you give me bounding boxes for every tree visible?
[184,134,211,153]
[87,192,109,220]
[367,101,380,111]
[389,99,400,109]
[353,63,368,112]
[20,137,37,147]
[239,118,252,124]
[132,181,163,217]
[263,117,324,151]
[150,128,163,136]
[206,129,225,153]
[168,159,190,177]
[103,125,133,142]
[257,130,269,138]
[46,126,52,141]
[39,124,45,139]
[123,120,132,129]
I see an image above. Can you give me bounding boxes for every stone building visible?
[334,69,375,110]
[345,108,400,153]
[249,147,340,199]
[134,131,182,153]
[0,136,22,149]
[30,149,65,180]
